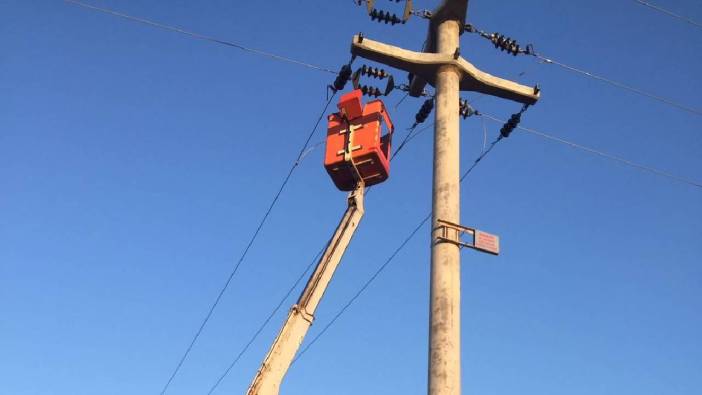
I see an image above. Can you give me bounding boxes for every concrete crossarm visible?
[351,35,540,105]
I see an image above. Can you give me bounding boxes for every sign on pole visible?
[474,230,499,255]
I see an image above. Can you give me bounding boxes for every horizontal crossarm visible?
[351,35,540,105]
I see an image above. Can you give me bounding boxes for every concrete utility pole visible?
[429,15,463,395]
[351,1,539,394]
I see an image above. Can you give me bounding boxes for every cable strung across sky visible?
[480,114,702,190]
[632,0,702,29]
[531,54,702,116]
[64,0,337,74]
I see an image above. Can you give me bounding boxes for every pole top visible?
[425,0,469,53]
[408,0,469,95]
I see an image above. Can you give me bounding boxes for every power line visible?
[64,0,337,74]
[532,53,702,116]
[480,113,702,189]
[391,124,424,160]
[157,94,336,395]
[632,0,702,29]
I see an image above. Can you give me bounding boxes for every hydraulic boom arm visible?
[247,182,365,395]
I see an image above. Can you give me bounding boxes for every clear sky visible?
[2,1,701,394]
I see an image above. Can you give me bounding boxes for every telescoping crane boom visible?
[247,89,394,395]
[247,183,364,395]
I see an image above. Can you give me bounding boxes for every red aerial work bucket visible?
[324,89,394,191]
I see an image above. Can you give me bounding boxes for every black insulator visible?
[333,64,353,92]
[360,85,383,97]
[414,98,434,124]
[369,8,404,25]
[353,65,395,96]
[491,33,521,56]
[360,64,389,79]
[500,113,522,138]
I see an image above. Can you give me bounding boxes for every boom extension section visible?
[247,183,366,395]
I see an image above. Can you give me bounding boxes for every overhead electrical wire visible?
[64,0,337,75]
[531,53,702,116]
[391,122,434,160]
[480,113,702,190]
[632,0,702,29]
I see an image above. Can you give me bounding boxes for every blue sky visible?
[2,1,701,394]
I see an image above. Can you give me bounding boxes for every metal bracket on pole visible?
[435,219,500,255]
